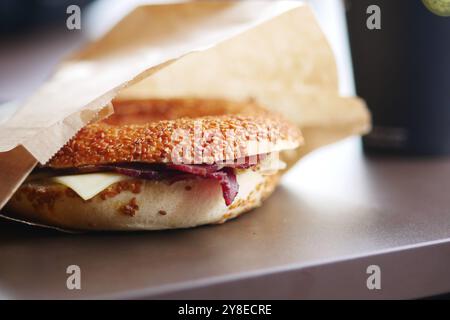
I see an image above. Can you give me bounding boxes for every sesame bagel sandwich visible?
[6,99,302,231]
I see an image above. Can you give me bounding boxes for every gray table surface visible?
[1,138,450,299]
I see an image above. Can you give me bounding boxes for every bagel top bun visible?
[46,99,303,168]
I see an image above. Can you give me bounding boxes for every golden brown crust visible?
[46,99,302,168]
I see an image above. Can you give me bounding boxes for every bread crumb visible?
[119,197,139,216]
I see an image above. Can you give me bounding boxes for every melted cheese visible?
[51,173,129,200]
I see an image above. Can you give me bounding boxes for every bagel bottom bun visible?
[6,167,281,231]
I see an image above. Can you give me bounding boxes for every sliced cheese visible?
[47,155,285,201]
[51,173,129,201]
[259,155,286,175]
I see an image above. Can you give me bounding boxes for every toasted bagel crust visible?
[46,99,302,168]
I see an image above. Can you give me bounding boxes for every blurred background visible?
[0,0,354,112]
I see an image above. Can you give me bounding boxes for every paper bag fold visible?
[0,1,370,219]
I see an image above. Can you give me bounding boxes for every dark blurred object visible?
[0,0,93,34]
[346,0,450,156]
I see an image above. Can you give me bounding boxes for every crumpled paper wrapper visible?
[0,1,370,228]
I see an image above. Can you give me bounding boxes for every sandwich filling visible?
[30,154,285,206]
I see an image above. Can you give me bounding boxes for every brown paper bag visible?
[0,1,369,227]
